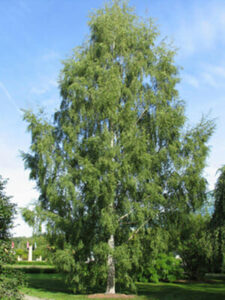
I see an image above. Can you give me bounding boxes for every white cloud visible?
[0,140,38,237]
[0,82,21,113]
[183,74,199,88]
[7,172,37,237]
[201,72,218,88]
[2,166,38,237]
[207,65,225,78]
[174,2,225,57]
[182,64,225,90]
[30,78,58,95]
[198,64,225,88]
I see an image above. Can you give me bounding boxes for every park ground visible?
[20,273,225,300]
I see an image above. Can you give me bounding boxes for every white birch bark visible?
[106,234,115,294]
[106,132,116,294]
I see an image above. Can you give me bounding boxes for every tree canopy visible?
[211,166,225,272]
[212,166,225,228]
[0,175,15,239]
[22,0,214,293]
[0,176,23,299]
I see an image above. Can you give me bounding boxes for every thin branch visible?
[128,219,150,241]
[136,108,148,124]
[118,210,133,221]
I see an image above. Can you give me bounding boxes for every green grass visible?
[6,263,56,273]
[20,273,225,300]
[137,281,225,300]
[8,264,54,269]
[21,274,88,299]
[15,261,51,266]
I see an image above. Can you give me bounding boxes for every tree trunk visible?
[106,130,115,294]
[106,234,115,294]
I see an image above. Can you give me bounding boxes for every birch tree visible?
[23,0,214,293]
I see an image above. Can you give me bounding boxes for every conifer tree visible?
[23,1,214,293]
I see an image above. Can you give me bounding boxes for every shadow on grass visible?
[137,281,225,300]
[25,273,73,294]
[25,273,225,300]
[25,273,104,296]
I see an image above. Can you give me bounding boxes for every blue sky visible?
[0,0,225,237]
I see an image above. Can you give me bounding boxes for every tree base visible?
[88,294,135,298]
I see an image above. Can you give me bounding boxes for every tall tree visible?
[211,166,225,272]
[23,1,214,293]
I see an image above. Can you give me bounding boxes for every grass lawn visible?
[20,273,225,300]
[8,264,55,269]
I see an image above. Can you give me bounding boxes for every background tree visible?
[0,176,15,239]
[0,175,24,299]
[211,166,225,272]
[22,0,214,293]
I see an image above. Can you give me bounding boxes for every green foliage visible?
[211,166,225,272]
[0,176,15,239]
[178,214,212,279]
[15,248,28,260]
[213,166,225,228]
[0,268,24,300]
[136,227,170,283]
[136,227,183,283]
[22,0,214,293]
[145,253,184,283]
[0,176,24,299]
[21,203,46,236]
[52,244,107,293]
